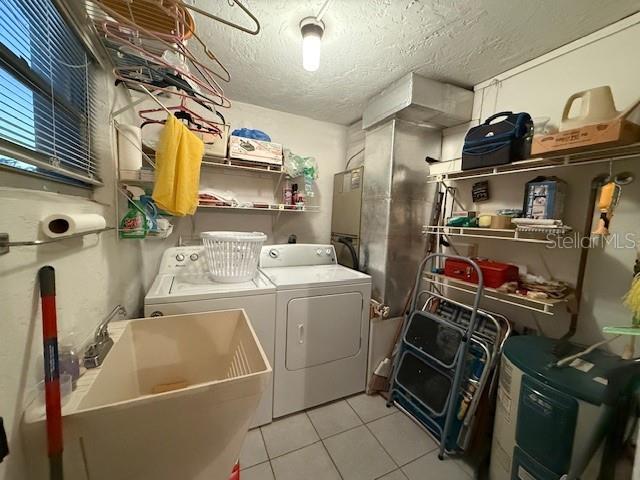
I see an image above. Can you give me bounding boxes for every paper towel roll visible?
[42,214,107,238]
[117,124,143,170]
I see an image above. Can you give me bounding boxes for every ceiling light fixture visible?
[300,0,334,72]
[300,18,324,72]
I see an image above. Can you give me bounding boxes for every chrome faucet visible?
[84,305,127,369]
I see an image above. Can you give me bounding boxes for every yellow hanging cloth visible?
[152,114,204,216]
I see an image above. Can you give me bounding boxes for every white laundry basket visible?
[201,231,267,283]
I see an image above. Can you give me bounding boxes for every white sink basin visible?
[24,309,271,480]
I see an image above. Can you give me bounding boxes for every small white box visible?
[196,124,229,158]
[229,135,283,166]
[428,158,462,176]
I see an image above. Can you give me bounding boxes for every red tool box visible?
[444,258,519,289]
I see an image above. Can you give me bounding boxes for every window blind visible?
[0,0,101,185]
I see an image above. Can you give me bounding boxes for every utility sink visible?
[23,310,272,480]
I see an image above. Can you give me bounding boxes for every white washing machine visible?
[259,244,372,418]
[144,246,276,428]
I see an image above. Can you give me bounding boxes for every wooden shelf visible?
[422,225,571,245]
[427,142,640,182]
[423,272,569,316]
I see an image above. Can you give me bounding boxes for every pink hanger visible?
[139,98,224,138]
[98,10,231,105]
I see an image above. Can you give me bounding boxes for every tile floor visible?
[239,393,473,480]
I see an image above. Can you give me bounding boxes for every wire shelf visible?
[423,272,569,316]
[197,204,320,213]
[422,225,571,245]
[427,142,640,183]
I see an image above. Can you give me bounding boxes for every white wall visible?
[440,14,640,354]
[0,69,146,479]
[220,101,348,244]
[134,98,348,286]
[0,75,347,477]
[130,97,348,288]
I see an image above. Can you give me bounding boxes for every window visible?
[0,0,100,186]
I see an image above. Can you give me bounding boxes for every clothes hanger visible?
[160,0,261,36]
[112,62,226,111]
[149,0,232,82]
[107,35,229,108]
[139,108,223,137]
[98,0,195,42]
[103,29,231,109]
[139,97,226,132]
[137,85,223,144]
[98,9,231,105]
[139,114,223,144]
[100,15,226,95]
[95,0,231,83]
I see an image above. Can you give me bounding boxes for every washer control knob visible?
[190,253,199,261]
[316,248,323,256]
[325,248,333,256]
[176,254,185,262]
[150,311,163,317]
[269,249,279,259]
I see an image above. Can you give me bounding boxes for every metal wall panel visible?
[362,73,474,130]
[359,119,441,316]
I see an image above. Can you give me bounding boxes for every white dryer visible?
[144,246,276,428]
[259,244,371,418]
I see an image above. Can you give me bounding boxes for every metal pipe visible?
[95,304,127,340]
[0,228,115,255]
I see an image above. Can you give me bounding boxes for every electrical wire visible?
[316,0,335,21]
[345,147,364,170]
[554,335,621,368]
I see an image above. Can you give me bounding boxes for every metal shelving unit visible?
[423,272,568,316]
[422,225,570,245]
[427,142,640,183]
[118,169,155,184]
[422,142,640,321]
[200,157,285,175]
[197,204,320,213]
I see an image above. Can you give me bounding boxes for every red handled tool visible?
[38,266,63,480]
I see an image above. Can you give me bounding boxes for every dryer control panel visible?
[260,244,337,268]
[157,246,208,275]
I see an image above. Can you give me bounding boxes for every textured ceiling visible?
[194,0,639,125]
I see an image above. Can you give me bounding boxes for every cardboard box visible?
[531,117,640,156]
[229,135,283,166]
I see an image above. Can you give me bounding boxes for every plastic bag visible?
[231,128,271,142]
[283,149,318,197]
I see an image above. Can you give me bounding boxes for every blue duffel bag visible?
[462,111,533,170]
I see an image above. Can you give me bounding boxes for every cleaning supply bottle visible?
[283,181,292,206]
[119,192,149,239]
[139,195,160,233]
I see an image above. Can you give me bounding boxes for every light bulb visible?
[302,33,321,72]
[300,18,324,72]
